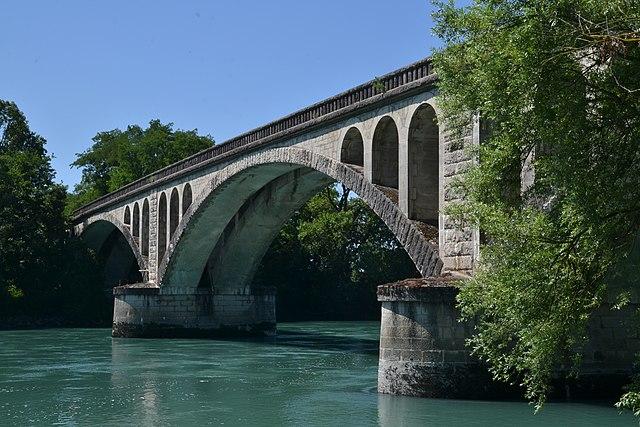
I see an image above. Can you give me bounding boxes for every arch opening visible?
[123,206,131,227]
[408,104,440,224]
[183,183,192,215]
[340,127,364,168]
[158,192,167,263]
[80,219,144,288]
[170,188,180,239]
[98,229,144,287]
[142,199,150,257]
[79,219,144,324]
[244,179,421,321]
[132,203,140,241]
[372,116,399,189]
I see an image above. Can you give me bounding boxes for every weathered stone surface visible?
[377,277,460,302]
[112,284,277,338]
[376,280,510,399]
[377,279,640,400]
[377,359,510,399]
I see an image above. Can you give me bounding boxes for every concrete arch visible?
[395,98,443,148]
[204,168,334,294]
[335,123,364,159]
[158,147,443,290]
[76,213,146,274]
[403,97,441,129]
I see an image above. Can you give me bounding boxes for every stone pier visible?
[376,277,501,399]
[112,285,276,338]
[377,277,640,399]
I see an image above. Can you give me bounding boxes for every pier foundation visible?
[377,277,640,399]
[112,284,276,338]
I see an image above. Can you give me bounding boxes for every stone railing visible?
[73,57,434,220]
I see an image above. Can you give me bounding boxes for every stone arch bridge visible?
[73,58,488,397]
[74,57,478,329]
[72,57,637,399]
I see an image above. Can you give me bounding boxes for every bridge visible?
[72,57,635,399]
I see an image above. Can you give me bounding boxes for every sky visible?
[1,1,444,188]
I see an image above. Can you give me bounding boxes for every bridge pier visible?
[377,278,640,400]
[376,277,502,399]
[112,285,276,338]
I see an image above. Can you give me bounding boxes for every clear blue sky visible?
[1,1,444,188]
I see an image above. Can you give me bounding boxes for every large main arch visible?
[158,147,442,291]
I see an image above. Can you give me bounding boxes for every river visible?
[0,321,633,426]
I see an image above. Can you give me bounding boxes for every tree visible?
[0,100,67,310]
[0,106,215,324]
[67,120,213,213]
[432,0,640,409]
[254,184,420,320]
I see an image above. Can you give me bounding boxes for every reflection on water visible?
[0,322,634,426]
[376,393,631,427]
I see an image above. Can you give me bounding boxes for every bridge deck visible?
[73,57,436,220]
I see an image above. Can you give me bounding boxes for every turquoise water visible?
[0,322,634,426]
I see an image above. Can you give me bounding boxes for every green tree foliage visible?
[0,100,66,305]
[67,120,213,214]
[432,0,640,409]
[254,184,420,320]
[0,100,104,320]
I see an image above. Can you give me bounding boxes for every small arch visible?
[97,227,143,287]
[158,192,167,263]
[123,206,131,226]
[372,116,399,188]
[142,198,150,257]
[182,183,192,215]
[132,202,140,240]
[77,214,146,276]
[170,188,180,239]
[408,104,440,223]
[340,127,364,167]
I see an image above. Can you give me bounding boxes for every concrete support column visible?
[112,285,276,338]
[440,118,475,274]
